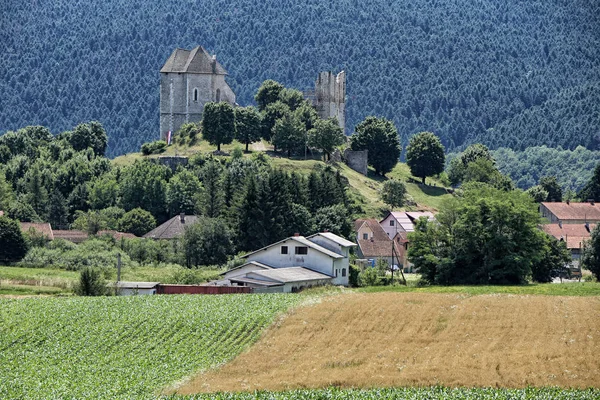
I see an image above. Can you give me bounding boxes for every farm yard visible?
[0,294,298,399]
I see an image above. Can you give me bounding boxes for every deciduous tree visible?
[581,224,600,281]
[0,216,29,263]
[350,116,401,175]
[380,180,407,209]
[307,118,345,161]
[406,131,445,184]
[201,102,235,152]
[234,106,262,152]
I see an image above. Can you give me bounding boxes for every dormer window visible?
[363,233,368,240]
[193,88,198,102]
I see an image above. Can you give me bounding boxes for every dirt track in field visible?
[175,293,600,394]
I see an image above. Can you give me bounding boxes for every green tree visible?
[72,210,106,235]
[525,185,549,203]
[119,160,169,222]
[0,171,14,210]
[198,159,224,218]
[539,176,563,202]
[167,169,202,216]
[255,80,284,111]
[272,113,306,157]
[0,216,29,263]
[531,235,571,283]
[99,207,125,231]
[307,118,345,161]
[177,122,201,145]
[74,267,107,296]
[201,102,235,151]
[88,174,118,210]
[408,184,546,285]
[314,204,352,238]
[578,163,600,201]
[294,102,319,132]
[24,164,49,218]
[261,101,290,143]
[350,116,401,175]
[278,88,306,111]
[380,180,407,209]
[47,189,69,229]
[182,217,233,267]
[6,200,40,222]
[581,224,600,281]
[117,208,156,237]
[67,121,108,156]
[234,106,262,152]
[406,131,445,184]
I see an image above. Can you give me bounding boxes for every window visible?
[193,88,198,102]
[216,88,221,102]
[335,269,338,277]
[281,246,288,254]
[390,220,395,226]
[362,233,368,240]
[295,246,308,255]
[342,268,346,277]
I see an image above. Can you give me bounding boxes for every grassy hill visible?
[112,141,453,218]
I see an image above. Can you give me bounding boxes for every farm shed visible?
[112,281,160,295]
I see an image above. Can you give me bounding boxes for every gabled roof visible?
[110,281,160,289]
[160,46,228,75]
[541,202,600,221]
[381,211,435,233]
[541,223,596,249]
[97,230,137,240]
[355,218,390,241]
[357,239,393,258]
[143,215,198,239]
[53,229,88,243]
[307,232,356,247]
[243,235,344,259]
[248,267,332,283]
[20,222,54,240]
[220,261,273,276]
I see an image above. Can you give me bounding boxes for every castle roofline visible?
[160,46,228,75]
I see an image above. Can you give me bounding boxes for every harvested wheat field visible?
[175,292,600,394]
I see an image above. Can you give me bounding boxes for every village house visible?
[143,213,198,239]
[540,201,600,224]
[354,218,394,267]
[219,232,356,292]
[541,222,596,269]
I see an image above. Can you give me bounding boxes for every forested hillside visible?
[2,0,599,157]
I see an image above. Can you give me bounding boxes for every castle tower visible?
[314,71,346,133]
[159,46,236,140]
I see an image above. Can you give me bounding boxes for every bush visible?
[349,264,360,287]
[0,216,29,263]
[141,140,167,155]
[74,267,107,296]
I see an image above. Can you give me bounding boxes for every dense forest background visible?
[1,0,599,158]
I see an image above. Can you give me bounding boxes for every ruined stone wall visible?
[344,149,368,176]
[153,156,189,172]
[314,71,346,133]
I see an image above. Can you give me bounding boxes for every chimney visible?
[324,229,329,233]
[180,213,185,223]
[566,199,570,205]
[294,232,300,237]
[589,199,595,206]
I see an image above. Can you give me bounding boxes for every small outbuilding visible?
[111,281,160,296]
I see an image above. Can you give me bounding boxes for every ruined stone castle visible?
[160,46,346,138]
[159,46,236,140]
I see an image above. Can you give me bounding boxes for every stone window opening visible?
[216,88,221,102]
[193,88,198,102]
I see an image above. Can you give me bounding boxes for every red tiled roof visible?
[358,239,393,258]
[20,222,54,240]
[53,230,88,243]
[356,218,390,241]
[541,223,596,249]
[541,202,600,221]
[97,230,137,240]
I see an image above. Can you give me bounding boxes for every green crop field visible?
[0,294,298,399]
[169,387,600,399]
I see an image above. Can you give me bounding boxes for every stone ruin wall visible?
[343,149,368,176]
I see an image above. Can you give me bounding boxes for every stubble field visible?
[176,292,600,394]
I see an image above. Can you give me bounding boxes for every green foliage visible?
[578,163,600,201]
[307,118,345,160]
[65,121,108,156]
[406,131,445,184]
[0,294,298,398]
[198,159,225,218]
[182,217,233,267]
[0,216,29,263]
[313,204,352,238]
[201,102,235,151]
[581,224,600,281]
[525,185,549,203]
[140,140,167,155]
[6,200,41,222]
[234,106,262,152]
[350,116,401,175]
[492,146,600,192]
[73,266,107,296]
[177,122,201,145]
[531,235,571,283]
[167,168,202,216]
[278,88,306,111]
[72,209,106,234]
[272,113,306,156]
[539,175,562,202]
[380,179,407,209]
[409,184,546,285]
[117,207,156,237]
[255,79,285,111]
[261,101,291,142]
[119,160,170,222]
